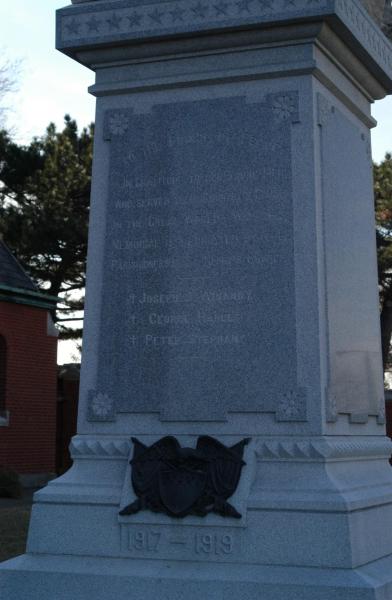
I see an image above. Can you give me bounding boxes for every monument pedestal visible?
[3,433,392,598]
[2,0,392,598]
[2,553,392,599]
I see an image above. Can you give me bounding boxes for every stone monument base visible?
[2,2,392,598]
[2,434,392,599]
[2,553,392,600]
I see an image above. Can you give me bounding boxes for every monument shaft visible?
[2,0,392,598]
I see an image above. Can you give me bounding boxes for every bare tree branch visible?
[0,56,22,129]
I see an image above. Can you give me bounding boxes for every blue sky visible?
[0,1,95,142]
[1,1,392,363]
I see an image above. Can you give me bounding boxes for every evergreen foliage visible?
[375,153,392,369]
[0,116,93,339]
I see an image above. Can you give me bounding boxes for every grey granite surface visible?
[58,0,392,85]
[96,94,301,423]
[2,1,392,599]
[69,0,392,40]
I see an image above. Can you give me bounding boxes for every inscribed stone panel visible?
[318,94,384,423]
[96,94,298,421]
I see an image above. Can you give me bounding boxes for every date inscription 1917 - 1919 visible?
[119,436,250,519]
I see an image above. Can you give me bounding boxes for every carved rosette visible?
[104,110,131,141]
[87,390,116,422]
[268,92,300,124]
[276,388,307,422]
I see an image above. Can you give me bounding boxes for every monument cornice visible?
[57,0,392,89]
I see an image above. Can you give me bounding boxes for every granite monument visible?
[1,0,392,598]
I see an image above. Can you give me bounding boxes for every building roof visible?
[0,241,37,292]
[0,241,59,310]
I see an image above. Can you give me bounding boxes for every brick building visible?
[0,242,58,486]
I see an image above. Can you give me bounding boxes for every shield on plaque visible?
[159,468,207,516]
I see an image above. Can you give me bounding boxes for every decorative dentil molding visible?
[256,437,392,461]
[70,437,131,458]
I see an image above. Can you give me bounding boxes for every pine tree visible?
[374,153,392,369]
[0,116,93,339]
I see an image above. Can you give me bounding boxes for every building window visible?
[0,335,7,414]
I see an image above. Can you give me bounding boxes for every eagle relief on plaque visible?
[119,436,250,519]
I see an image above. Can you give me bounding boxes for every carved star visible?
[127,11,143,27]
[170,5,186,22]
[214,1,230,15]
[258,0,273,9]
[236,0,252,12]
[65,19,81,35]
[191,2,209,18]
[149,8,165,24]
[86,16,101,32]
[106,13,122,30]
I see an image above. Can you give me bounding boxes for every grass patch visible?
[0,506,31,562]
